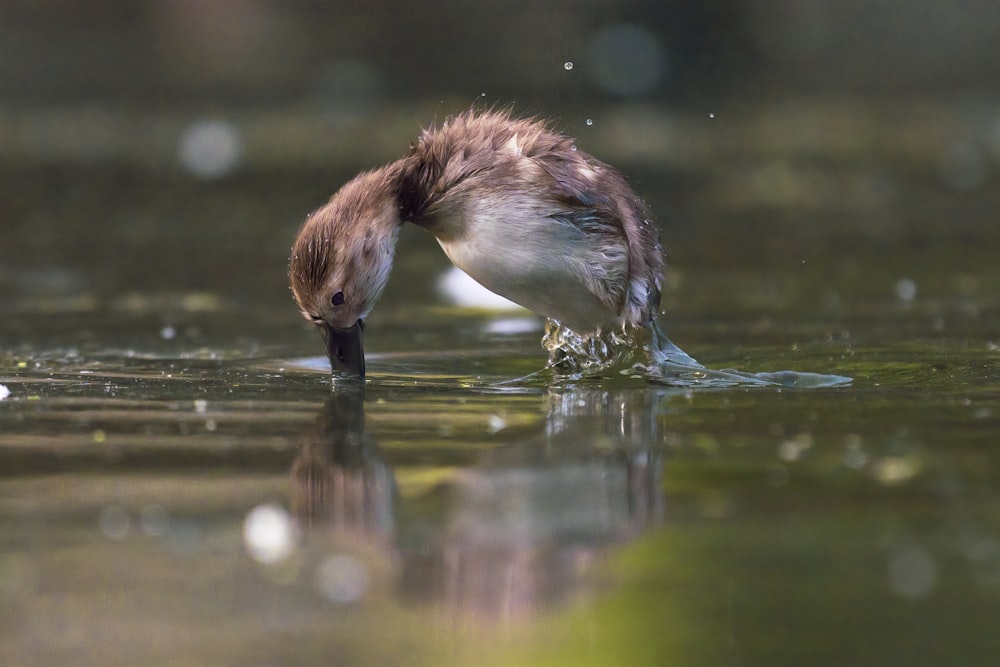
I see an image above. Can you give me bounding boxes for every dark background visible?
[2,0,998,353]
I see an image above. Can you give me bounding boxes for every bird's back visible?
[398,109,665,332]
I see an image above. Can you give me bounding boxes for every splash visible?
[542,319,643,375]
[540,319,851,388]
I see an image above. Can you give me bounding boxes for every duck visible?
[288,108,698,379]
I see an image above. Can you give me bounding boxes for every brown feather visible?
[291,108,665,336]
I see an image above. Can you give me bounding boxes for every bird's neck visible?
[392,155,433,224]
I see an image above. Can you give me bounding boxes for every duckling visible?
[289,109,695,378]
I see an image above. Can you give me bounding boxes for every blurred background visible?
[2,0,999,358]
[3,3,1000,666]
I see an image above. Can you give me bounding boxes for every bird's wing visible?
[535,151,664,324]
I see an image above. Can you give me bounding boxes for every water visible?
[536,318,852,388]
[3,289,1000,665]
[3,94,1000,664]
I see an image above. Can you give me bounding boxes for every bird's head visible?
[289,168,402,379]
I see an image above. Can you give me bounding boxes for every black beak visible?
[320,319,365,379]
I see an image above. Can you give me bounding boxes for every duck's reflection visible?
[290,387,394,545]
[290,385,672,620]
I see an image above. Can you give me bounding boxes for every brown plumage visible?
[289,109,672,378]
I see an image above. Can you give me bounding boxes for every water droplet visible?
[160,325,176,340]
[563,61,574,71]
[709,112,715,119]
[585,118,593,126]
[0,385,9,401]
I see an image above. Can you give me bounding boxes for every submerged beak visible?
[320,319,365,379]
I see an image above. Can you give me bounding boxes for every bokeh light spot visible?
[178,119,242,179]
[243,503,297,565]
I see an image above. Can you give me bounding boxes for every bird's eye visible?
[331,291,345,306]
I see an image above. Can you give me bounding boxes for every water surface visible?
[3,291,999,665]
[3,93,1000,665]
